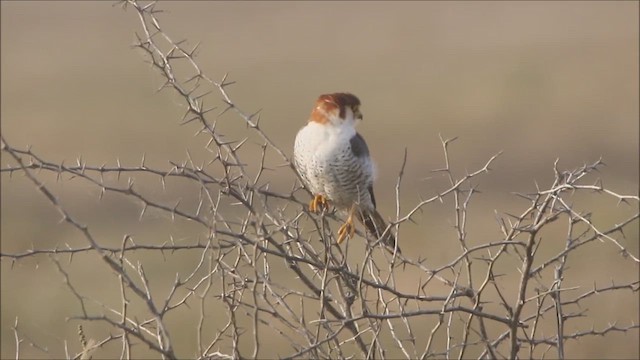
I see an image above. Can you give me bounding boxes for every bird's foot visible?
[337,215,355,244]
[309,194,328,213]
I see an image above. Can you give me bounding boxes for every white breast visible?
[295,121,355,160]
[294,121,375,208]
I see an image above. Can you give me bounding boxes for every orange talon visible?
[309,194,328,213]
[337,206,356,244]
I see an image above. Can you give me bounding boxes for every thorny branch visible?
[1,1,638,359]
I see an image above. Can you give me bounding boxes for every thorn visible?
[194,90,213,100]
[156,79,170,93]
[180,116,199,125]
[201,105,217,116]
[117,158,122,181]
[139,203,147,221]
[189,41,201,56]
[218,104,233,117]
[172,199,181,221]
[140,153,146,168]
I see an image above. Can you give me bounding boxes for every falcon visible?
[293,92,399,252]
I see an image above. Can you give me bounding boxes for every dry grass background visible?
[1,1,638,359]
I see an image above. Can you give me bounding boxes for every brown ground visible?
[1,2,638,358]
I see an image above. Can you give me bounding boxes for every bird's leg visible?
[337,205,356,244]
[309,194,328,213]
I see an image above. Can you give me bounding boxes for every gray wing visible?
[367,185,376,209]
[349,132,370,158]
[349,133,376,208]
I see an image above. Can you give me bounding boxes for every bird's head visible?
[310,93,363,127]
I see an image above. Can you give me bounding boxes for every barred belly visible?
[315,145,372,209]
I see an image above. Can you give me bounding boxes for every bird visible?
[293,92,399,253]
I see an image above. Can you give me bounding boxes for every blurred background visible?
[1,1,638,358]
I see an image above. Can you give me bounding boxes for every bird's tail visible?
[357,209,400,254]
